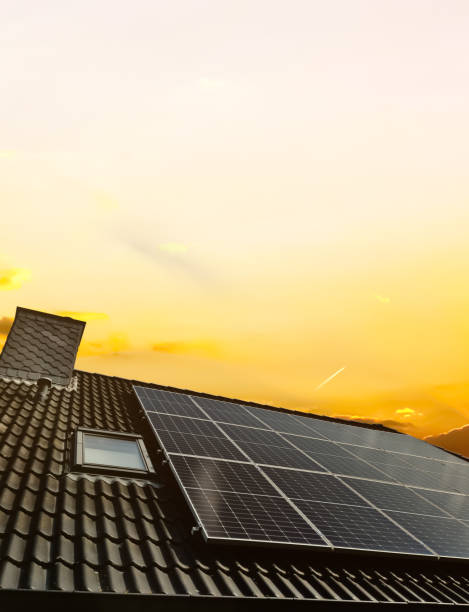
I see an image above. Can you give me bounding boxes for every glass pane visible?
[84,434,146,470]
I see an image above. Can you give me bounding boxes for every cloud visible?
[375,294,391,304]
[55,311,109,322]
[0,268,31,290]
[0,316,13,335]
[112,220,218,287]
[425,425,469,458]
[78,333,129,357]
[332,414,410,432]
[158,243,189,255]
[151,340,221,358]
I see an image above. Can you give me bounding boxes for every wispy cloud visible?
[151,339,221,358]
[0,316,13,335]
[56,311,109,322]
[0,267,31,290]
[78,333,129,357]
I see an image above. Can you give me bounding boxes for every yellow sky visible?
[2,1,469,443]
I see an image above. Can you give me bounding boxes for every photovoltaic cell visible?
[193,396,264,428]
[169,455,278,496]
[134,386,206,419]
[154,430,247,461]
[186,488,329,545]
[218,423,290,447]
[409,489,469,521]
[246,407,326,438]
[147,412,221,437]
[340,445,412,468]
[301,418,374,445]
[263,468,366,505]
[388,512,469,558]
[284,435,355,458]
[294,500,432,555]
[306,453,396,481]
[237,441,327,471]
[373,463,460,492]
[342,479,449,517]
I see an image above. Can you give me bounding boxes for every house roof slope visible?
[0,370,468,608]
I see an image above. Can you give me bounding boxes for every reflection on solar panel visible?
[195,396,264,428]
[342,479,449,516]
[186,488,328,545]
[234,441,326,471]
[218,423,289,446]
[283,435,355,458]
[388,512,469,558]
[170,455,277,496]
[134,386,205,419]
[135,385,469,559]
[294,500,432,555]
[245,407,326,438]
[413,489,469,521]
[263,469,365,505]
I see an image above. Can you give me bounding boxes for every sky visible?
[1,1,469,452]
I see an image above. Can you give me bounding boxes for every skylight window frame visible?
[73,427,155,477]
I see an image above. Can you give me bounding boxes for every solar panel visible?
[283,435,356,458]
[193,396,264,428]
[409,489,469,521]
[154,430,247,461]
[218,423,290,446]
[340,445,412,468]
[234,440,327,471]
[342,479,450,516]
[305,452,396,481]
[245,407,327,438]
[185,488,328,546]
[134,386,206,419]
[134,385,469,560]
[169,455,278,496]
[387,512,469,559]
[263,468,366,505]
[147,412,220,437]
[294,500,432,555]
[373,463,463,493]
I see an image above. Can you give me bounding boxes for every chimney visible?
[0,307,85,387]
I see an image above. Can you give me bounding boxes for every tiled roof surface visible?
[0,371,468,607]
[0,308,85,386]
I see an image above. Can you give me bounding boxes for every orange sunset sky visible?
[1,1,469,455]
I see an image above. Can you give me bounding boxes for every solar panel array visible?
[134,386,469,559]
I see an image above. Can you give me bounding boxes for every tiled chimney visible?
[0,307,85,386]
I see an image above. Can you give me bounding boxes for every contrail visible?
[315,366,346,391]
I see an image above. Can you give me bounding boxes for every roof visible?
[0,308,468,609]
[1,370,469,609]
